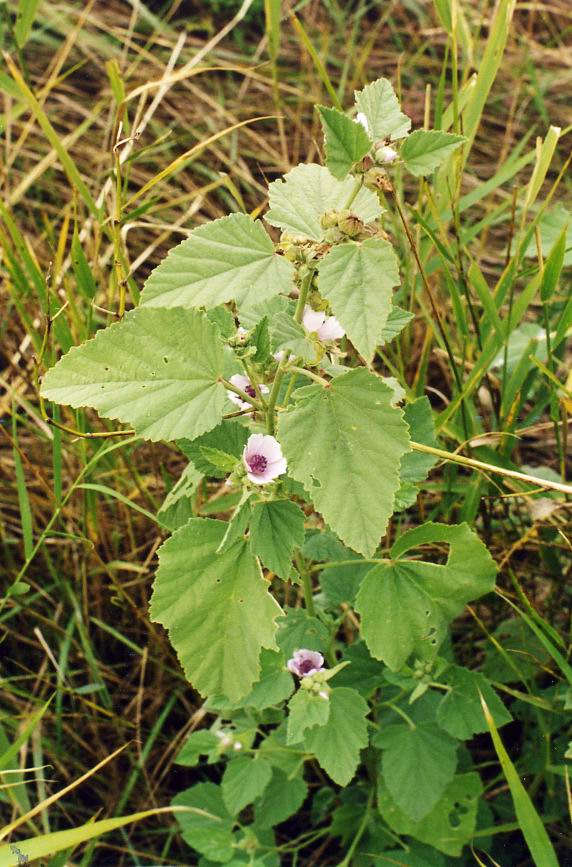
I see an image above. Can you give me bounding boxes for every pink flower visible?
[243,434,287,485]
[302,306,345,342]
[227,374,269,410]
[377,145,398,163]
[287,649,325,678]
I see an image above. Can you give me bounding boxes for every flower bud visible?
[338,211,364,238]
[320,209,339,229]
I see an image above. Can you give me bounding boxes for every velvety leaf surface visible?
[222,755,272,815]
[240,650,294,711]
[250,499,306,579]
[149,518,282,702]
[255,769,308,829]
[356,522,497,669]
[305,687,369,786]
[378,773,482,856]
[278,368,410,556]
[287,689,330,745]
[318,106,372,179]
[354,78,411,141]
[317,238,400,360]
[375,695,458,821]
[141,213,294,310]
[172,782,235,862]
[41,308,228,442]
[401,129,466,177]
[437,665,512,739]
[381,305,414,344]
[266,163,381,242]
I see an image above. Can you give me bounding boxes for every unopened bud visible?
[338,211,364,238]
[320,210,339,229]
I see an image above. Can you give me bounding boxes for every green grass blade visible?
[480,693,560,867]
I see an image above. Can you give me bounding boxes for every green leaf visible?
[255,769,308,829]
[240,650,294,710]
[149,518,282,702]
[318,106,372,180]
[379,843,447,866]
[437,665,512,739]
[253,316,272,363]
[181,421,249,479]
[394,396,439,510]
[354,78,411,142]
[199,446,238,474]
[266,163,382,242]
[375,694,458,821]
[250,500,306,579]
[378,772,483,857]
[278,369,410,557]
[216,492,252,554]
[317,238,400,360]
[381,305,414,344]
[176,730,220,767]
[158,463,202,531]
[305,687,369,786]
[320,556,370,608]
[270,312,315,361]
[287,689,330,745]
[276,608,330,659]
[222,755,272,815]
[141,213,294,310]
[41,308,228,443]
[173,783,235,861]
[524,203,572,266]
[401,130,466,177]
[14,0,42,47]
[330,641,385,698]
[356,522,497,669]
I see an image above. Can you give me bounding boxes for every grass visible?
[1,0,571,863]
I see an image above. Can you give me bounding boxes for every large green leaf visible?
[41,308,227,442]
[354,78,411,142]
[356,522,497,669]
[318,106,372,179]
[278,368,410,556]
[437,665,512,739]
[287,689,330,745]
[378,772,482,856]
[149,518,282,702]
[140,213,294,310]
[317,238,400,360]
[173,782,235,862]
[305,687,369,786]
[381,305,414,344]
[250,500,306,580]
[394,396,439,511]
[255,769,308,829]
[265,163,382,242]
[401,129,466,177]
[222,755,272,815]
[374,694,458,821]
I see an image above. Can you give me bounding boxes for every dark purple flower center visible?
[298,658,316,675]
[248,454,268,474]
[244,385,256,398]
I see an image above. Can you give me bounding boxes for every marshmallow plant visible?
[41,80,508,863]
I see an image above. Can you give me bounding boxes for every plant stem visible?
[267,270,315,434]
[410,440,572,495]
[338,787,374,867]
[289,366,328,386]
[220,377,263,410]
[295,551,316,616]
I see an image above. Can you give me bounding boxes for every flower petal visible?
[302,306,326,334]
[317,316,345,341]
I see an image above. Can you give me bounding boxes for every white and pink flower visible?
[242,434,287,485]
[377,145,398,163]
[287,649,325,678]
[226,374,269,410]
[302,306,345,342]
